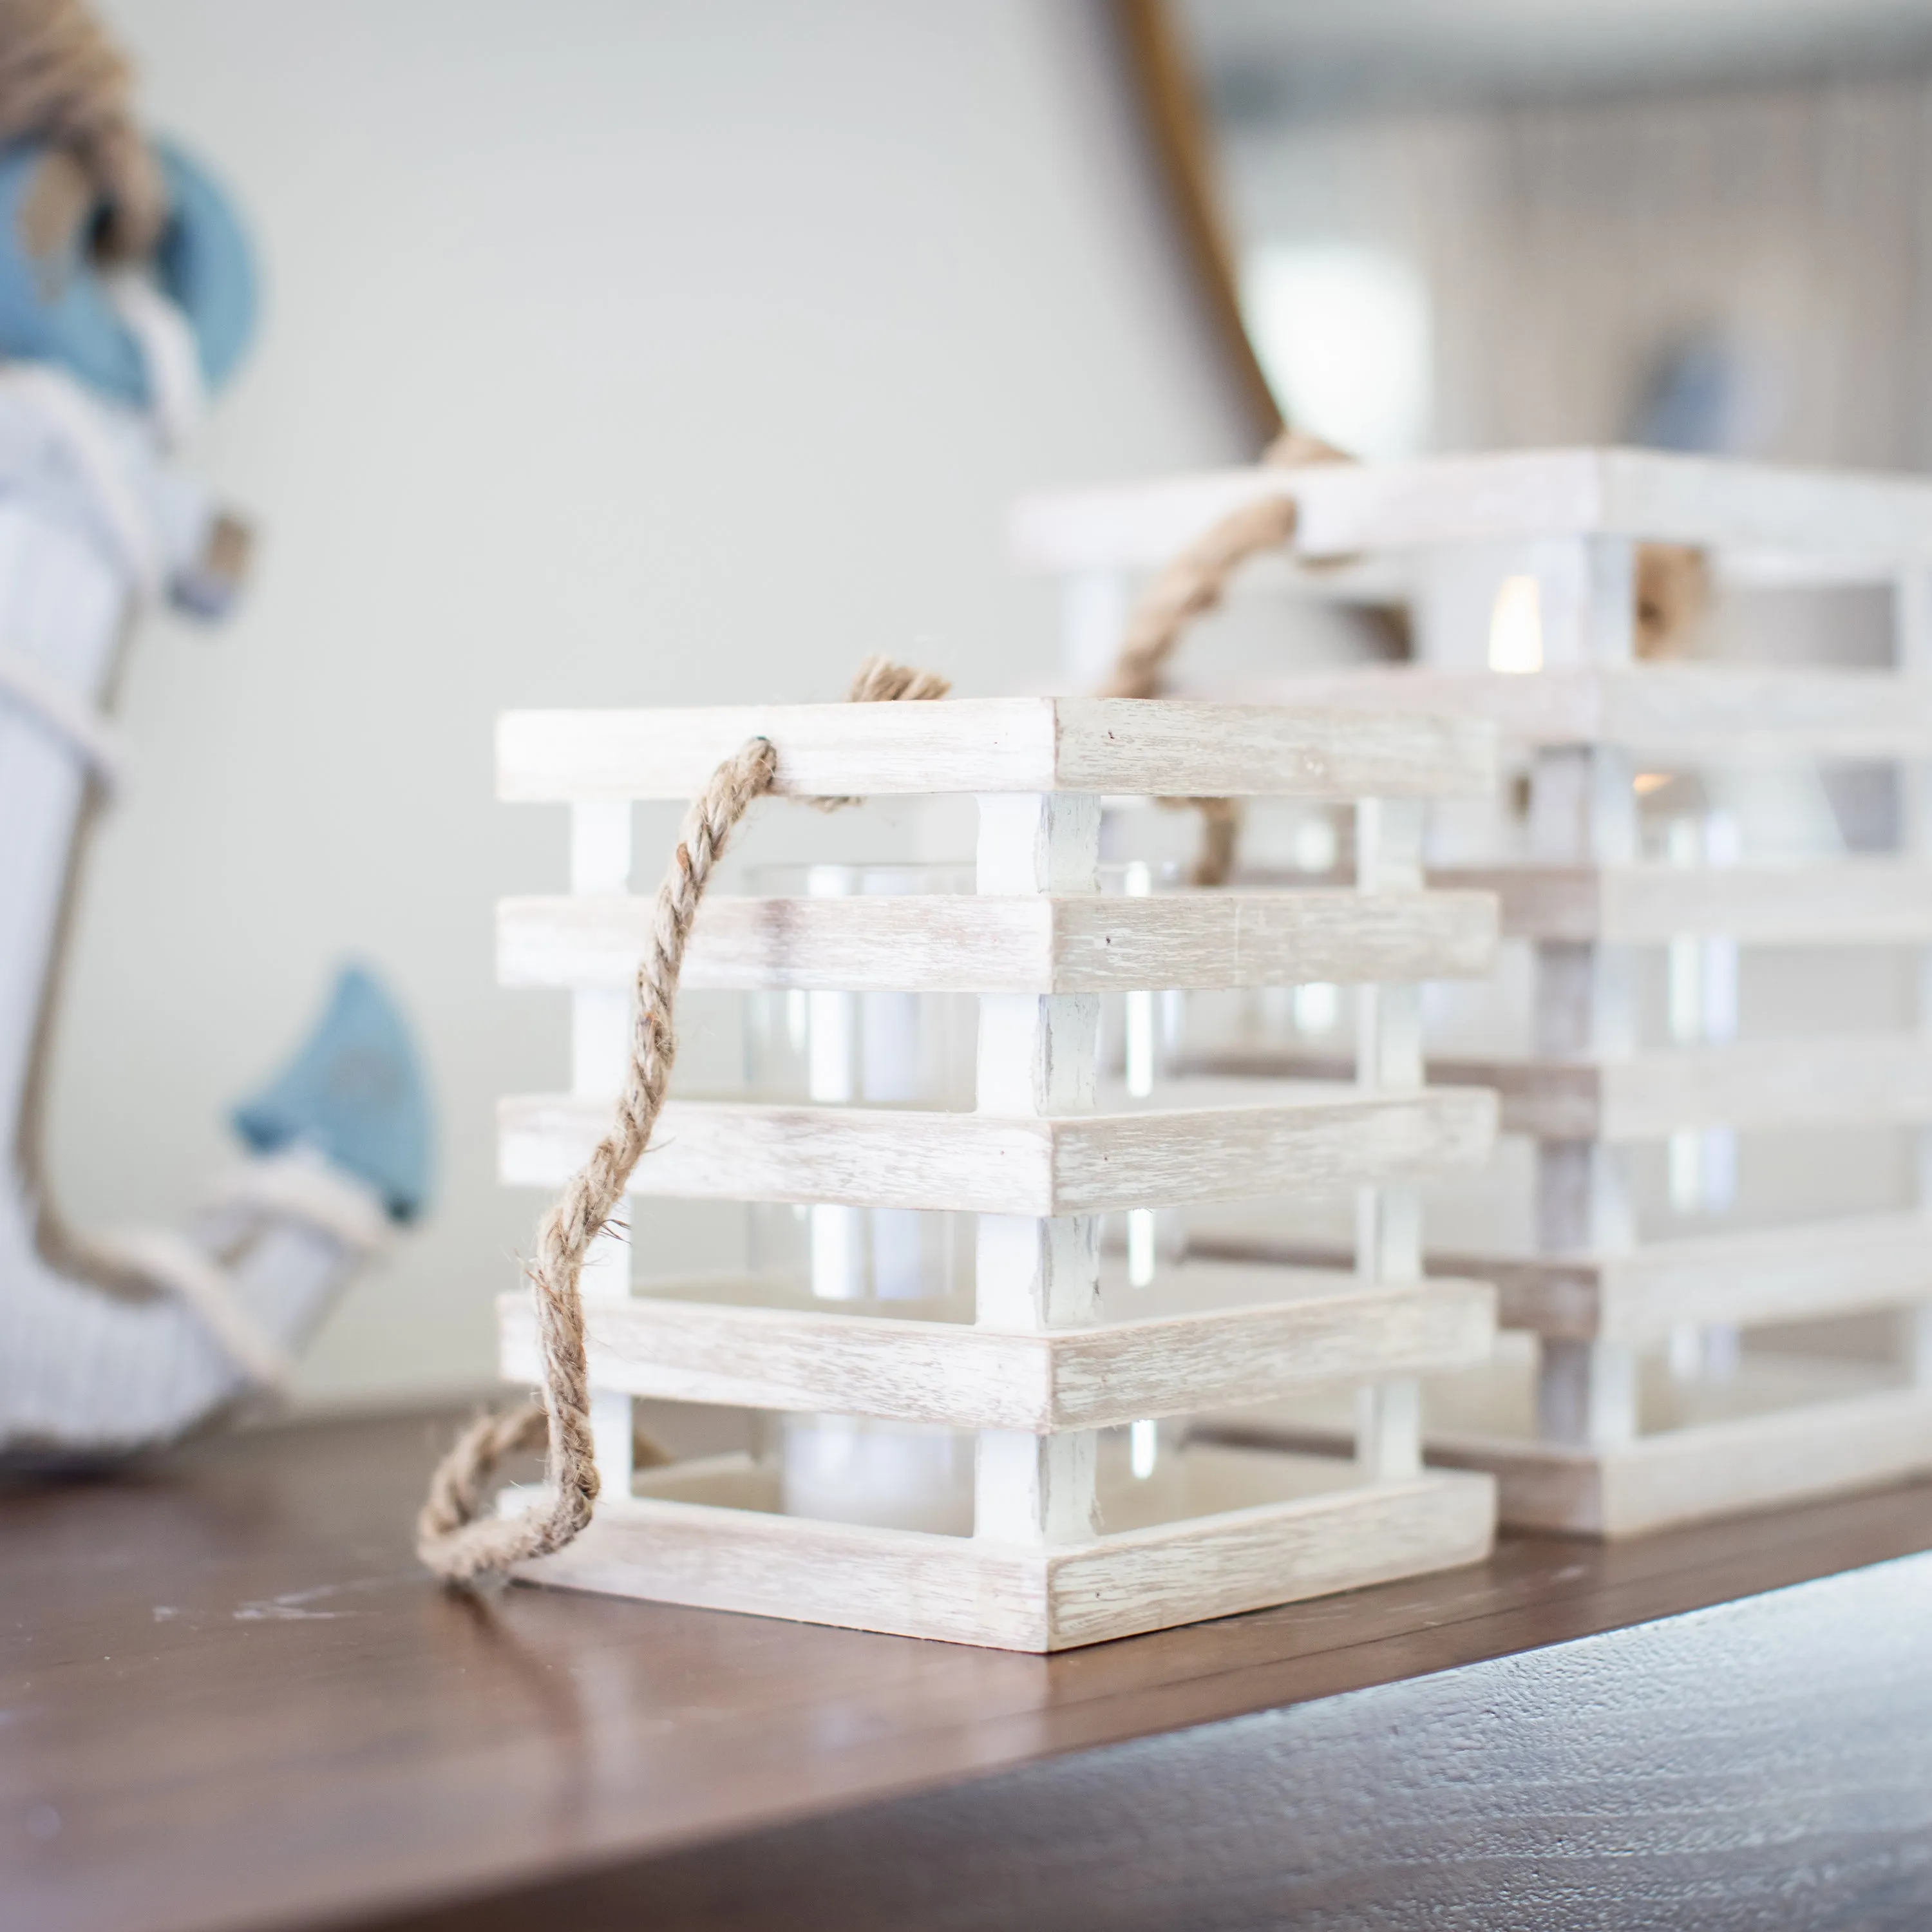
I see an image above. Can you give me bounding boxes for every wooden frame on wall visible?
[1109,0,1283,448]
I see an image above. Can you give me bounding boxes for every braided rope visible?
[419,657,949,1588]
[1104,431,1349,886]
[1103,491,1300,703]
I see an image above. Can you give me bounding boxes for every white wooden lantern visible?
[1016,447,1932,1538]
[491,695,1501,1649]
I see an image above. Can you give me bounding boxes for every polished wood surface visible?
[8,1410,1932,1932]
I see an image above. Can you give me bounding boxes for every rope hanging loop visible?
[1105,430,1349,885]
[418,656,949,1589]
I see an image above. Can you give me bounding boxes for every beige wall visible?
[53,1,1245,1403]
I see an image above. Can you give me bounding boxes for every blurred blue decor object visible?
[1629,332,1740,455]
[233,966,435,1225]
[0,135,257,406]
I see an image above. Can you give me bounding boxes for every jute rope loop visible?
[1104,430,1349,886]
[1635,542,1709,661]
[419,656,950,1589]
[1104,433,1709,886]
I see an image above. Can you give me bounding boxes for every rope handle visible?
[1104,431,1350,886]
[1102,434,1708,885]
[418,657,949,1589]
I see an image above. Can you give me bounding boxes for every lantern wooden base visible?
[1424,1390,1932,1538]
[503,1446,1496,1651]
[1426,1348,1932,1537]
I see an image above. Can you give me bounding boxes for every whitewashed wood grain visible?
[1192,1037,1932,1141]
[1479,1036,1932,1142]
[498,1083,1499,1215]
[1431,1382,1932,1537]
[1042,1463,1493,1649]
[496,1265,1497,1431]
[1009,447,1932,574]
[1200,1213,1932,1347]
[497,888,1499,992]
[507,1453,1495,1650]
[497,697,1495,804]
[1439,862,1932,945]
[970,788,1103,1542]
[1472,1212,1932,1343]
[1236,665,1932,761]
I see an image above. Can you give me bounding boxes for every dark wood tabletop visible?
[7,1408,1932,1932]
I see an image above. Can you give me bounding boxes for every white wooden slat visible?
[1197,1036,1932,1141]
[507,1455,1495,1650]
[498,1083,1497,1215]
[1440,862,1932,945]
[497,1266,1496,1432]
[1473,1211,1932,1343]
[497,888,1499,992]
[1198,1212,1932,1347]
[1238,665,1932,760]
[1470,1036,1932,1142]
[1009,448,1932,574]
[1430,1381,1932,1538]
[496,697,1495,804]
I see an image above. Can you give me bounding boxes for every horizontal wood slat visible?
[1240,665,1932,761]
[1479,1213,1932,1342]
[1439,862,1932,945]
[497,1265,1497,1432]
[497,888,1499,992]
[1429,1383,1932,1539]
[498,1083,1497,1214]
[1191,1037,1932,1141]
[1198,1213,1932,1344]
[511,1456,1497,1650]
[1472,1036,1932,1141]
[496,697,1494,804]
[1010,447,1932,574]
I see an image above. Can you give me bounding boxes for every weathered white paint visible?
[507,1449,1497,1651]
[498,886,1499,993]
[497,698,1495,804]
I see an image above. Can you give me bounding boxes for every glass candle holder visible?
[1094,860,1191,1288]
[744,862,978,1531]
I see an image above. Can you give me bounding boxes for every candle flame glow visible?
[1487,574,1542,673]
